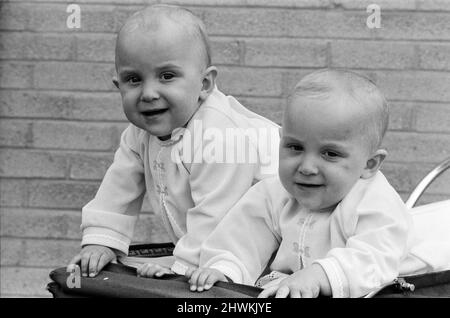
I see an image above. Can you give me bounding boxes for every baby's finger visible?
[195,272,211,292]
[197,272,209,287]
[189,270,201,291]
[300,289,314,298]
[136,263,152,276]
[136,263,145,275]
[258,285,278,298]
[204,274,219,290]
[97,253,111,274]
[141,264,158,277]
[290,289,301,298]
[88,253,101,277]
[188,269,200,284]
[155,267,174,277]
[275,285,290,298]
[147,265,163,277]
[185,267,195,279]
[80,252,91,277]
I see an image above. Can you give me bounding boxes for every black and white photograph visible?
[0,0,449,302]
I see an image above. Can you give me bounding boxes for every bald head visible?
[117,4,211,68]
[289,69,389,152]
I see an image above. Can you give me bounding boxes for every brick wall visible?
[1,0,449,297]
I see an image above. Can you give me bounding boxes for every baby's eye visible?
[160,72,175,81]
[126,75,140,84]
[287,144,303,152]
[323,150,341,159]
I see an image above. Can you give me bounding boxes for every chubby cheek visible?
[325,165,359,196]
[121,93,138,112]
[122,104,138,123]
[121,98,143,128]
[278,158,296,188]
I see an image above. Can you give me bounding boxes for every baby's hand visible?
[186,267,227,292]
[258,264,331,298]
[137,263,174,278]
[68,245,116,278]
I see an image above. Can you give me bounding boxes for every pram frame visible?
[405,157,450,209]
[48,158,450,298]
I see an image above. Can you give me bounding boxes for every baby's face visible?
[279,95,372,212]
[115,20,206,139]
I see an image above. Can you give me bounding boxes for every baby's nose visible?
[141,82,159,102]
[297,156,318,175]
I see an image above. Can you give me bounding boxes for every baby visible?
[68,5,279,278]
[188,69,417,298]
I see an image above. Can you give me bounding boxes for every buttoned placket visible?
[153,139,185,240]
[154,148,167,196]
[296,212,314,270]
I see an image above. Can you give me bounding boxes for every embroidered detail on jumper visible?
[297,217,316,228]
[153,160,165,171]
[156,184,168,195]
[255,271,286,288]
[292,243,311,258]
[297,214,314,269]
[155,148,184,240]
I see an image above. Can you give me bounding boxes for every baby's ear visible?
[361,149,387,179]
[199,66,218,101]
[112,77,119,89]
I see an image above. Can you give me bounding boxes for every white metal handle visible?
[405,157,450,209]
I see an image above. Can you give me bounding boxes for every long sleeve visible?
[314,173,411,298]
[171,136,267,272]
[169,96,280,273]
[198,180,282,285]
[81,124,146,255]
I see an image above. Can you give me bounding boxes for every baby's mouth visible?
[141,108,168,117]
[295,183,324,189]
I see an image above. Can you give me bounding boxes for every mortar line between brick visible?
[3,31,450,45]
[0,148,114,155]
[4,60,450,73]
[6,1,450,12]
[0,206,82,212]
[0,236,82,242]
[2,31,450,42]
[0,264,72,269]
[0,177,101,183]
[0,146,119,153]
